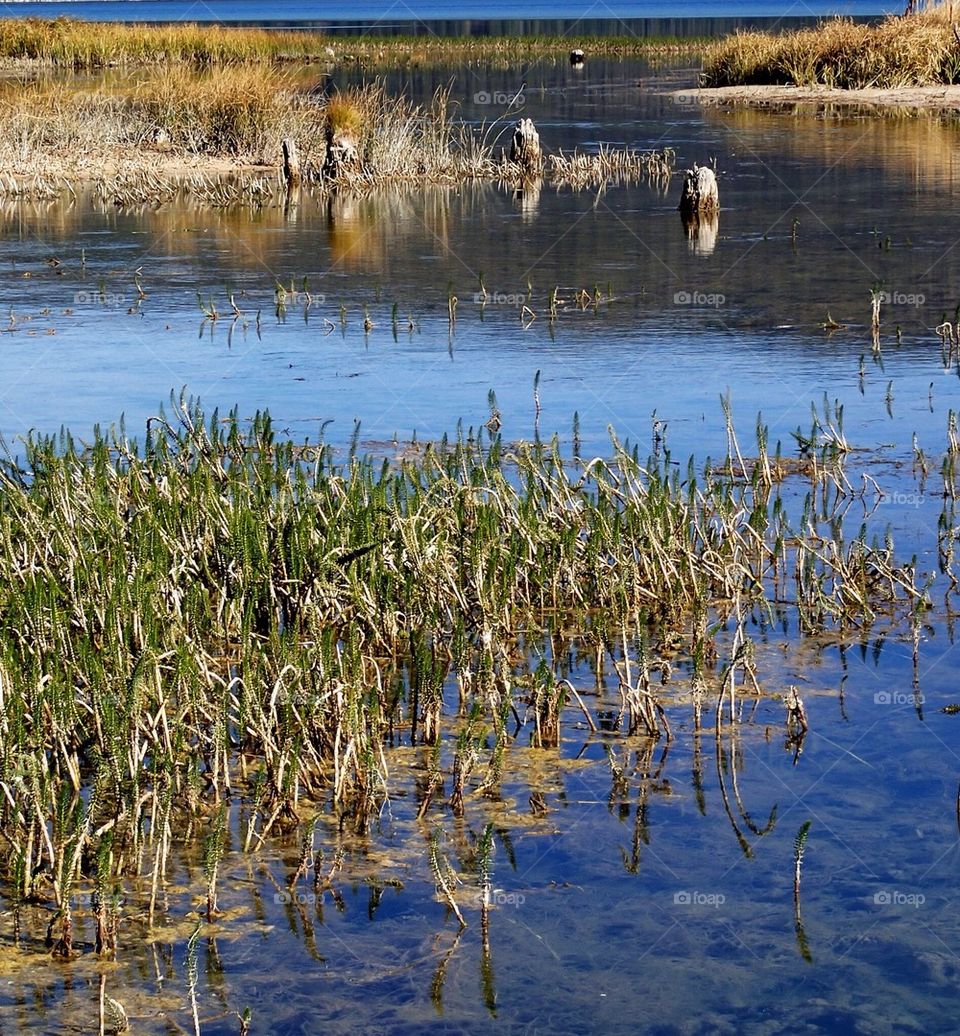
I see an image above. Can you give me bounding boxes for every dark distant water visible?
[0,0,901,31]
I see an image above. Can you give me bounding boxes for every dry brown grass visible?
[0,17,333,68]
[0,71,675,200]
[703,6,960,88]
[0,68,316,165]
[0,18,706,71]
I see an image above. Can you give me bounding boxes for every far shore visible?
[679,83,960,112]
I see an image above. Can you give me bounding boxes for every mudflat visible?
[684,83,960,111]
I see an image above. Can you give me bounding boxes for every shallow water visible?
[2,52,960,1035]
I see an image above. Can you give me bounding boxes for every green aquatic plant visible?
[0,391,927,955]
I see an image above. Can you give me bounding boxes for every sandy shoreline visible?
[675,84,960,112]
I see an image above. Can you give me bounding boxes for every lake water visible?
[1,40,959,1036]
[0,1,902,31]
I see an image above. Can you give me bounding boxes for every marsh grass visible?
[703,6,960,88]
[0,75,673,199]
[543,145,674,189]
[0,19,706,70]
[0,68,313,165]
[0,18,334,68]
[0,391,928,953]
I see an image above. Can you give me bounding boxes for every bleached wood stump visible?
[679,164,719,215]
[510,118,543,178]
[323,126,360,180]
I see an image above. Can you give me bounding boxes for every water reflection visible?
[709,103,960,192]
[681,208,719,255]
[512,178,541,222]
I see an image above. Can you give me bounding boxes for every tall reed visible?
[703,7,960,88]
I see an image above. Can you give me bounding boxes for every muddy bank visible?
[678,83,960,112]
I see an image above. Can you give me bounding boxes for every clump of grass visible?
[0,68,316,163]
[317,83,495,185]
[134,67,299,157]
[703,6,960,89]
[543,145,673,189]
[325,94,364,138]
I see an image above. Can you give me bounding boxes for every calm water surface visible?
[0,50,959,1036]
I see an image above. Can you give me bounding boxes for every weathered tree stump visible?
[510,118,543,178]
[679,164,719,215]
[281,138,301,189]
[323,124,360,180]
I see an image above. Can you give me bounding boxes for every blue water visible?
[0,1,901,27]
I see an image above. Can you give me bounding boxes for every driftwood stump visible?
[679,164,719,215]
[324,125,360,180]
[510,118,543,178]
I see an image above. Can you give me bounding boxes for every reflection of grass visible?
[0,19,705,69]
[703,6,960,88]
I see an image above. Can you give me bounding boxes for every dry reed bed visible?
[0,75,674,201]
[0,18,705,70]
[0,391,929,954]
[541,145,674,188]
[703,7,960,88]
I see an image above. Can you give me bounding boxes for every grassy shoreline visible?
[703,6,960,89]
[682,81,960,113]
[0,19,706,69]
